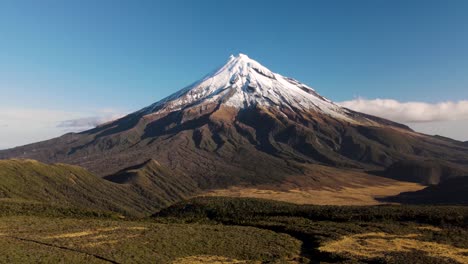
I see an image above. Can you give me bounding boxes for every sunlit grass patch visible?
[172,255,252,264]
[319,232,468,263]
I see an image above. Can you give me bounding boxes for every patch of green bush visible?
[154,197,468,263]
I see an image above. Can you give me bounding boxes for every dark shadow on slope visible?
[369,159,468,185]
[83,112,142,138]
[224,221,348,263]
[67,113,144,155]
[380,176,468,205]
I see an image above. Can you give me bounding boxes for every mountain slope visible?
[0,159,197,216]
[380,159,468,185]
[383,176,468,205]
[1,54,468,191]
[104,159,199,207]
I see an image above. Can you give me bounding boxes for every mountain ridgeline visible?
[1,54,467,200]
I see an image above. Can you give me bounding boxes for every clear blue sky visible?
[1,0,467,111]
[1,0,468,148]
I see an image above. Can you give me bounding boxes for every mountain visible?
[380,159,468,185]
[0,159,197,216]
[1,54,468,192]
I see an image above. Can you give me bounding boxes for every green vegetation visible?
[155,197,468,263]
[0,215,300,263]
[0,195,467,263]
[0,199,119,219]
[0,159,467,263]
[0,159,198,217]
[104,159,199,208]
[156,196,468,227]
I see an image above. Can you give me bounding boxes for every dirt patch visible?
[96,227,120,232]
[202,182,425,206]
[45,231,96,239]
[416,226,443,232]
[319,232,468,263]
[127,226,148,230]
[172,255,253,264]
[88,235,109,240]
[84,240,119,248]
[352,232,421,239]
[45,227,122,239]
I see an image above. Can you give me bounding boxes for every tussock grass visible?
[203,181,425,206]
[319,232,468,263]
[172,255,251,264]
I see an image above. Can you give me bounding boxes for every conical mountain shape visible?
[1,54,468,190]
[137,53,402,129]
[144,54,347,119]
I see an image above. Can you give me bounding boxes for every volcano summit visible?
[144,54,348,119]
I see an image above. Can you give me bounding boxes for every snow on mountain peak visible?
[145,54,350,120]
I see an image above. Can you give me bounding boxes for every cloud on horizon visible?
[338,98,468,123]
[338,98,468,141]
[57,114,123,130]
[2,99,468,150]
[0,108,125,149]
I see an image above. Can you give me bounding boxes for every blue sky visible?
[1,0,468,148]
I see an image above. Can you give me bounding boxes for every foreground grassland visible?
[0,197,467,263]
[155,197,468,264]
[0,215,300,263]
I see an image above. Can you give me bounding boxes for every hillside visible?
[0,159,198,216]
[104,159,199,207]
[202,163,425,206]
[379,159,468,185]
[383,176,468,205]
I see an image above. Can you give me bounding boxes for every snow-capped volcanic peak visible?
[146,54,350,119]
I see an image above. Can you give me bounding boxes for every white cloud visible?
[338,98,468,141]
[0,108,125,149]
[407,120,468,141]
[2,99,467,150]
[338,98,468,123]
[57,114,123,130]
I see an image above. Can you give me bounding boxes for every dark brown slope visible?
[379,159,468,185]
[0,159,198,216]
[382,176,468,205]
[1,103,468,191]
